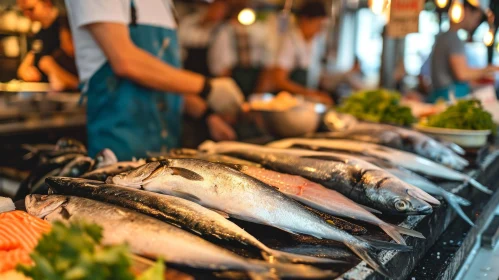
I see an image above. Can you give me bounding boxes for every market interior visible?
[1,0,499,279]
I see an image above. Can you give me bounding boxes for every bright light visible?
[484,29,495,47]
[238,8,256,26]
[467,0,480,8]
[450,1,464,23]
[435,0,448,9]
[370,0,386,15]
[497,42,499,52]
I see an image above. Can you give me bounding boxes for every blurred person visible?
[64,0,244,160]
[429,0,499,102]
[16,0,61,82]
[272,1,333,105]
[208,6,271,97]
[178,0,236,148]
[37,16,79,91]
[178,0,228,76]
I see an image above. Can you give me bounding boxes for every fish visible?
[109,159,412,277]
[54,138,87,153]
[356,157,474,226]
[15,153,85,200]
[155,149,262,167]
[225,164,425,245]
[278,245,358,263]
[93,148,119,170]
[57,156,94,178]
[320,111,469,170]
[0,211,51,273]
[45,176,333,264]
[268,138,491,194]
[199,141,438,215]
[80,160,146,181]
[26,195,334,278]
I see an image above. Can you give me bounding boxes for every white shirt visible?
[178,12,218,49]
[274,27,326,89]
[208,21,272,76]
[65,0,176,85]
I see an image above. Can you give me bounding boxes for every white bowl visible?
[414,124,491,148]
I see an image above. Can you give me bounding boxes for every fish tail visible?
[263,248,343,264]
[343,237,393,278]
[380,223,425,242]
[442,192,474,226]
[468,178,492,194]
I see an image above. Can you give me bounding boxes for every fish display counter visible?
[1,107,498,279]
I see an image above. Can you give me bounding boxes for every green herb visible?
[338,89,415,126]
[17,221,164,280]
[425,100,496,133]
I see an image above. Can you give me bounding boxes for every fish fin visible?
[218,162,244,171]
[264,249,345,264]
[344,237,394,278]
[170,167,204,181]
[379,223,425,242]
[170,190,202,203]
[299,155,345,163]
[407,188,441,206]
[468,178,492,194]
[208,208,230,219]
[358,204,383,215]
[359,237,412,252]
[442,192,474,226]
[378,224,406,245]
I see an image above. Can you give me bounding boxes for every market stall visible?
[1,90,498,280]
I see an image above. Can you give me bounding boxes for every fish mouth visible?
[25,194,68,218]
[415,205,433,215]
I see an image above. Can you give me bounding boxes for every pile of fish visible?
[10,119,489,278]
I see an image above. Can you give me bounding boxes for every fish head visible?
[108,162,170,187]
[94,149,118,169]
[374,178,434,215]
[25,194,67,218]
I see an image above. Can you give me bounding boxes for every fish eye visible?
[71,167,79,176]
[394,199,409,211]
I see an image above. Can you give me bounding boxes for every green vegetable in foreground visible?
[17,221,164,280]
[338,89,415,126]
[425,100,496,132]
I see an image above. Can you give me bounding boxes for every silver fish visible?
[268,138,491,194]
[26,194,333,278]
[199,141,438,215]
[226,164,425,245]
[81,160,146,181]
[109,159,412,278]
[46,176,331,264]
[320,111,468,170]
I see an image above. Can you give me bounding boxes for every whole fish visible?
[320,111,468,170]
[199,141,438,215]
[109,159,412,278]
[80,160,146,181]
[26,195,332,278]
[355,156,474,227]
[268,138,491,194]
[225,164,424,245]
[45,176,332,264]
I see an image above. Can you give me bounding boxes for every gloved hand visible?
[206,78,244,115]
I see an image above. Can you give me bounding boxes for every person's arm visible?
[449,54,499,82]
[86,22,205,95]
[17,52,42,82]
[273,67,309,95]
[39,56,79,91]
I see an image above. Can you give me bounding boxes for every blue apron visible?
[84,1,183,160]
[428,82,470,103]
